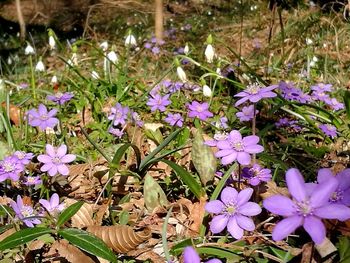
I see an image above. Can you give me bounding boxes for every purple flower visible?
[164,113,183,127]
[23,176,42,186]
[205,187,261,239]
[278,81,302,101]
[188,101,213,121]
[26,104,59,131]
[131,112,144,127]
[0,156,24,182]
[151,46,160,55]
[10,196,41,227]
[144,42,152,49]
[147,94,171,112]
[236,105,258,122]
[39,193,65,215]
[275,117,298,128]
[46,92,74,105]
[37,144,76,176]
[204,132,228,147]
[108,103,129,126]
[325,98,344,111]
[215,130,264,165]
[242,164,272,186]
[13,151,34,165]
[183,246,222,263]
[319,124,337,138]
[311,83,332,93]
[263,168,350,244]
[234,83,277,106]
[108,127,124,138]
[316,168,350,206]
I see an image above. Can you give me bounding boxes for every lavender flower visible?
[0,155,24,182]
[205,187,262,239]
[311,83,332,93]
[37,144,76,176]
[325,98,344,111]
[131,112,144,127]
[39,193,65,215]
[215,130,264,165]
[204,132,228,147]
[263,168,350,244]
[108,127,124,138]
[10,196,41,227]
[319,124,337,138]
[108,103,129,126]
[188,101,213,121]
[13,151,34,165]
[147,94,171,112]
[46,92,74,105]
[183,246,222,263]
[164,113,183,127]
[242,164,272,186]
[27,104,59,131]
[23,176,42,186]
[236,105,258,122]
[234,83,277,106]
[144,42,152,49]
[152,46,160,55]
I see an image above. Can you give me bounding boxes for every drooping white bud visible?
[204,44,215,63]
[306,38,313,45]
[49,36,56,50]
[25,44,35,55]
[177,66,187,82]
[184,43,189,55]
[203,84,212,97]
[91,71,100,79]
[107,51,118,63]
[51,75,58,84]
[125,33,137,47]
[35,60,45,72]
[100,41,108,51]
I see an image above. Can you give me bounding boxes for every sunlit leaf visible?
[57,201,84,227]
[144,174,169,212]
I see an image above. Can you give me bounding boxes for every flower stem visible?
[237,163,241,191]
[252,103,256,163]
[29,55,36,101]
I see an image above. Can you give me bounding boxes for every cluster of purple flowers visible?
[0,151,33,182]
[242,164,272,186]
[275,117,302,132]
[26,104,59,131]
[46,92,74,105]
[319,123,337,138]
[187,101,213,121]
[10,193,65,227]
[144,36,165,55]
[234,83,277,107]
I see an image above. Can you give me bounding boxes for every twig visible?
[15,0,26,42]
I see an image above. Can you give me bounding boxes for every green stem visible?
[29,55,36,101]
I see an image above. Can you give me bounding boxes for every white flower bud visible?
[125,34,137,47]
[306,38,313,45]
[51,75,58,84]
[49,36,56,50]
[7,57,12,65]
[91,71,100,79]
[176,66,187,82]
[35,60,45,72]
[203,85,212,97]
[107,51,118,63]
[100,41,108,51]
[184,44,189,55]
[204,44,215,63]
[25,44,35,55]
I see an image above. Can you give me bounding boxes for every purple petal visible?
[249,95,262,103]
[263,195,296,216]
[236,214,255,231]
[39,199,52,211]
[40,163,53,172]
[261,91,277,98]
[10,201,20,214]
[50,193,59,207]
[227,216,244,239]
[242,135,259,145]
[238,202,262,216]
[183,246,200,263]
[216,141,233,150]
[57,164,69,176]
[286,168,307,202]
[60,154,76,163]
[244,145,264,154]
[272,215,303,241]
[38,104,47,115]
[317,168,333,183]
[220,187,238,205]
[337,169,350,190]
[310,178,338,208]
[221,153,238,165]
[215,149,235,157]
[205,200,224,214]
[210,215,228,234]
[303,216,326,244]
[237,188,253,206]
[229,130,242,141]
[48,108,58,117]
[48,166,58,176]
[206,259,222,263]
[236,152,251,165]
[37,154,52,164]
[56,145,67,158]
[45,144,56,157]
[234,91,248,97]
[314,204,350,221]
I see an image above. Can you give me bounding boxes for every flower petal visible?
[220,187,238,205]
[183,246,200,263]
[237,188,253,206]
[303,216,326,244]
[242,135,259,145]
[310,178,338,208]
[37,154,52,164]
[239,202,262,216]
[314,204,350,221]
[272,215,303,241]
[236,214,255,231]
[244,145,264,154]
[60,154,76,163]
[48,166,58,176]
[56,145,67,158]
[39,199,52,212]
[209,215,228,234]
[236,152,251,165]
[57,164,69,176]
[205,200,224,214]
[317,168,334,183]
[263,195,297,216]
[221,153,238,165]
[227,216,244,239]
[286,168,307,202]
[40,163,53,172]
[45,144,56,157]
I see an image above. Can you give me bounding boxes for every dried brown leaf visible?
[50,240,96,263]
[1,102,21,126]
[260,181,290,200]
[86,225,151,253]
[0,228,16,242]
[189,196,207,235]
[65,199,94,228]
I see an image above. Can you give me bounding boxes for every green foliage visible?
[56,201,84,227]
[338,237,350,262]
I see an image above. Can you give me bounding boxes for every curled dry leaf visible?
[86,225,151,253]
[47,240,96,263]
[65,199,94,228]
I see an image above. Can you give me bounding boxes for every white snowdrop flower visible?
[49,36,56,50]
[310,61,316,67]
[125,33,137,47]
[176,66,187,82]
[7,57,12,65]
[91,71,100,79]
[100,41,108,51]
[203,84,212,97]
[51,75,58,84]
[216,67,222,76]
[306,38,313,45]
[107,51,118,63]
[184,43,189,55]
[312,56,318,62]
[35,60,45,72]
[25,44,35,55]
[323,43,327,48]
[205,44,215,63]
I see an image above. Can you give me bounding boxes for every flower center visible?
[40,114,49,121]
[295,200,313,216]
[196,106,203,112]
[231,141,244,151]
[52,157,61,164]
[247,84,260,95]
[224,204,237,216]
[330,189,343,202]
[3,162,14,172]
[21,205,34,218]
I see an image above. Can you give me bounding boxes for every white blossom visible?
[204,44,215,63]
[184,44,189,55]
[49,36,56,50]
[51,75,58,84]
[203,85,212,97]
[35,60,45,72]
[100,41,108,51]
[91,71,100,79]
[306,38,313,45]
[107,51,118,63]
[125,34,137,47]
[176,66,187,82]
[25,44,35,55]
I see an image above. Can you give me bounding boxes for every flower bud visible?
[205,44,215,63]
[176,66,187,82]
[91,71,100,79]
[203,84,212,97]
[35,60,45,72]
[49,36,56,50]
[184,43,189,55]
[25,44,35,55]
[100,41,108,51]
[125,32,137,47]
[107,51,118,63]
[51,75,58,84]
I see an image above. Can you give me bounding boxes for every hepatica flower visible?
[10,196,41,227]
[236,105,258,122]
[38,144,76,176]
[108,103,129,126]
[234,83,277,106]
[0,155,24,182]
[205,187,262,239]
[319,124,337,138]
[13,151,34,165]
[23,176,42,186]
[215,130,264,165]
[46,92,74,105]
[39,193,65,216]
[27,104,59,131]
[183,246,222,263]
[263,168,350,244]
[188,101,213,121]
[242,164,272,186]
[164,113,183,127]
[147,94,171,112]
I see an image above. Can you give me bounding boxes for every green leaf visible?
[58,228,117,262]
[56,201,84,227]
[196,246,242,260]
[159,159,204,199]
[144,174,169,212]
[191,130,216,185]
[0,227,52,251]
[270,247,294,262]
[110,143,141,170]
[344,91,350,120]
[338,236,350,262]
[139,128,183,172]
